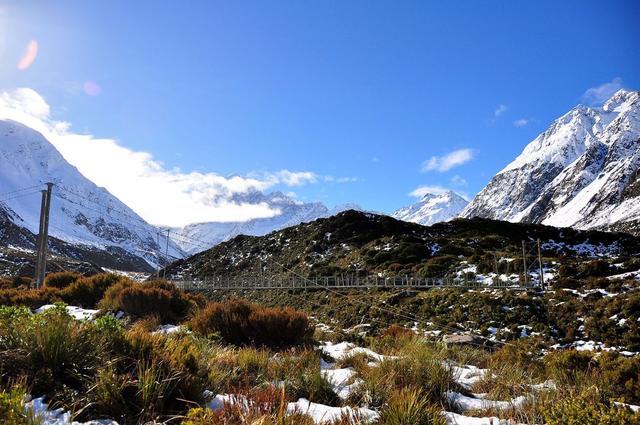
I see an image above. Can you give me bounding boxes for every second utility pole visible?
[35,182,53,288]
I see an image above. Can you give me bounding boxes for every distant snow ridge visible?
[462,89,640,235]
[392,190,468,226]
[172,192,361,254]
[0,119,184,269]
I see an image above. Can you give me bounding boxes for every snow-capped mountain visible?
[171,192,361,254]
[0,119,184,271]
[392,190,468,225]
[462,89,640,235]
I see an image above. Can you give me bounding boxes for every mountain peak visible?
[393,190,468,226]
[603,89,639,113]
[462,89,640,235]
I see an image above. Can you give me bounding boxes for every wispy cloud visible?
[0,88,332,227]
[409,185,468,201]
[421,148,474,173]
[513,118,529,127]
[409,185,450,198]
[582,77,623,105]
[450,175,467,186]
[494,104,508,118]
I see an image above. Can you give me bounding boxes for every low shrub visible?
[0,276,32,290]
[544,350,595,386]
[44,272,82,289]
[61,273,125,308]
[597,352,640,403]
[381,324,415,339]
[0,384,38,425]
[189,299,313,349]
[542,387,639,424]
[0,287,61,309]
[99,279,196,323]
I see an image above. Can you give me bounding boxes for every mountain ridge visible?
[0,119,184,271]
[462,89,640,235]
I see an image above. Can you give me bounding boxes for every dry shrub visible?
[0,287,61,309]
[381,324,415,338]
[99,279,195,323]
[0,276,32,290]
[44,272,82,289]
[189,299,313,349]
[118,286,173,319]
[61,273,125,308]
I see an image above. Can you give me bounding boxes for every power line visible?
[0,188,43,204]
[0,184,44,198]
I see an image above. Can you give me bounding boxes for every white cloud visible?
[513,118,529,127]
[421,148,474,173]
[0,88,325,227]
[450,175,467,186]
[409,185,450,198]
[494,104,508,118]
[582,77,623,105]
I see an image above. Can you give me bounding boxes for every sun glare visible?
[17,39,38,70]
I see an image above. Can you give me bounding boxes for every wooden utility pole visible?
[537,238,545,291]
[521,240,528,287]
[35,183,53,287]
[156,231,161,279]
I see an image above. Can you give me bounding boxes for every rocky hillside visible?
[462,89,640,235]
[162,210,640,280]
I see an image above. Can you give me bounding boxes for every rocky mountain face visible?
[392,190,468,225]
[462,90,640,235]
[161,210,639,280]
[171,191,360,254]
[0,119,184,272]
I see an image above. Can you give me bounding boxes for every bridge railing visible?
[171,275,531,291]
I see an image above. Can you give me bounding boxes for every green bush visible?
[544,350,595,386]
[0,385,37,425]
[542,388,639,424]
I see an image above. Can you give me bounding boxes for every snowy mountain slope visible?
[392,190,468,226]
[171,191,361,254]
[461,89,640,235]
[0,119,184,271]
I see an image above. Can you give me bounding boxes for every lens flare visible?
[17,40,38,70]
[83,81,102,96]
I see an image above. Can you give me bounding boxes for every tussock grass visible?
[379,387,446,425]
[348,340,458,409]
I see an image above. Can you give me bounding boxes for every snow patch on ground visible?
[319,341,395,362]
[25,396,118,425]
[447,391,526,412]
[35,305,100,321]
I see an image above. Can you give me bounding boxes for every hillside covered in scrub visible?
[0,272,639,424]
[162,210,640,280]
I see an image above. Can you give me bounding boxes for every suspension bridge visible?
[170,274,534,292]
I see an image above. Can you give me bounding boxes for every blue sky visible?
[0,0,639,225]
